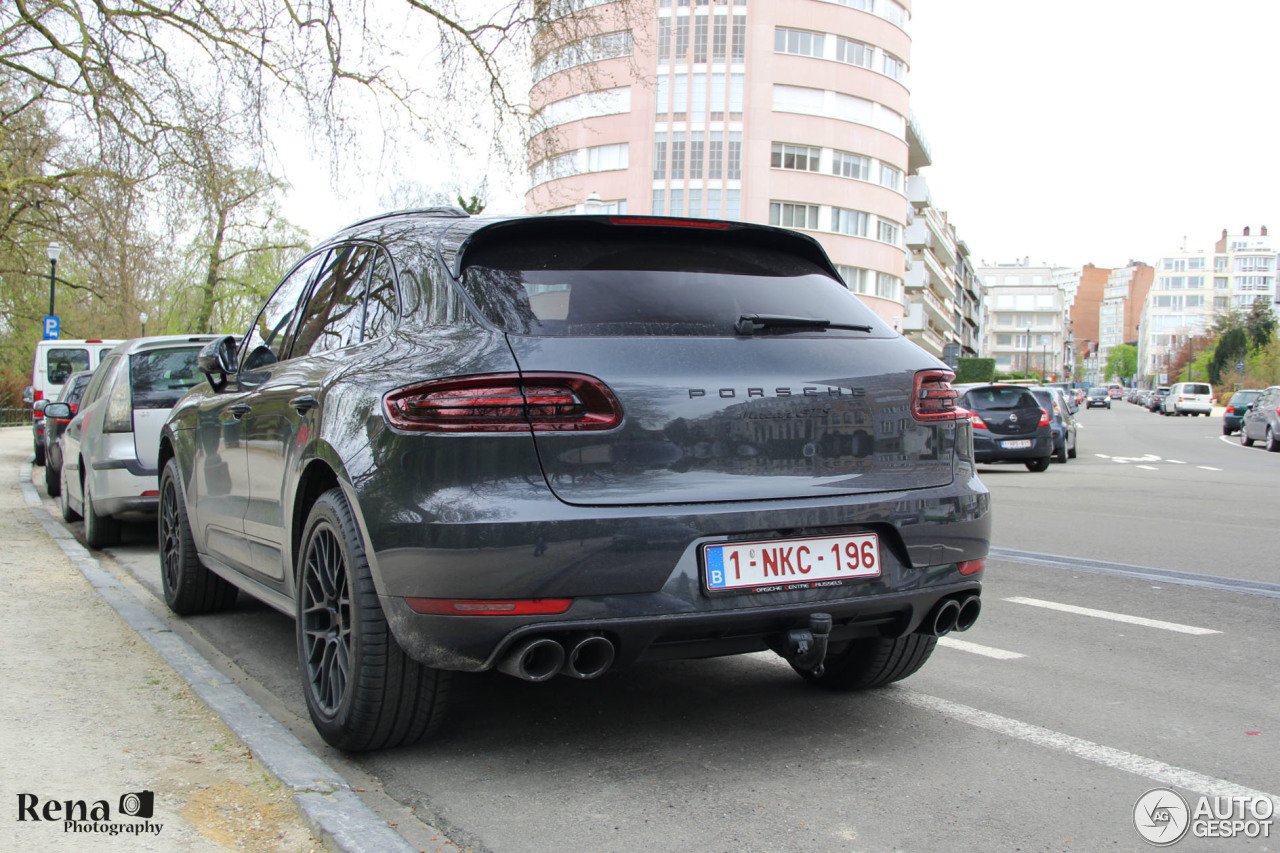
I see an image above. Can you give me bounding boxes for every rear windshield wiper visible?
[735,313,873,335]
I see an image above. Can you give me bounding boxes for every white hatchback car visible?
[48,336,218,547]
[1161,381,1214,416]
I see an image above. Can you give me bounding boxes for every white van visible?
[27,339,123,465]
[1162,381,1214,416]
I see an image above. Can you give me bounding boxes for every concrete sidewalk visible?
[0,428,422,852]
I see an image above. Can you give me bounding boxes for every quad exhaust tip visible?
[497,635,617,682]
[925,595,981,637]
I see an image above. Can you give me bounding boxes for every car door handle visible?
[230,403,252,419]
[289,395,319,415]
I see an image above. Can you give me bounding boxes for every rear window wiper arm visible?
[735,313,873,335]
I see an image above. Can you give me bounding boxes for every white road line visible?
[1136,465,1158,470]
[885,690,1280,809]
[1198,466,1222,471]
[936,637,1025,660]
[1095,453,1111,458]
[1168,459,1186,464]
[1004,597,1220,635]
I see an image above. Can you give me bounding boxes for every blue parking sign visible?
[43,316,60,340]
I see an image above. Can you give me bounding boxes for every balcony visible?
[907,175,932,210]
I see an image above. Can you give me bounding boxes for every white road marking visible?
[1136,465,1158,470]
[936,637,1025,660]
[1198,466,1222,471]
[1095,453,1110,458]
[1168,459,1186,464]
[885,690,1280,809]
[1003,597,1220,635]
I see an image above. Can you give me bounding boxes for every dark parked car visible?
[1240,385,1280,451]
[43,370,94,497]
[158,210,991,751]
[958,384,1053,472]
[1030,386,1078,463]
[1085,387,1110,408]
[1222,389,1262,435]
[1147,386,1171,412]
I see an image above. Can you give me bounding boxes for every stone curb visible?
[18,461,416,853]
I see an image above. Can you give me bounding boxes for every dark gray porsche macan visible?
[158,209,990,751]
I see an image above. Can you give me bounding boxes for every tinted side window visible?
[364,250,399,338]
[242,254,324,368]
[294,245,375,356]
[82,356,119,406]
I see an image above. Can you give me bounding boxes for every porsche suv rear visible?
[159,211,990,750]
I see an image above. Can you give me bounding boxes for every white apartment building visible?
[977,260,1075,380]
[1137,226,1277,383]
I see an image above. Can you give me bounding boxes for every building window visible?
[775,28,825,58]
[693,14,709,63]
[877,219,900,244]
[835,37,873,69]
[653,133,667,179]
[689,131,704,178]
[727,132,742,179]
[652,189,666,216]
[836,265,870,294]
[531,143,629,185]
[688,188,702,217]
[881,52,906,81]
[712,16,728,61]
[658,18,671,64]
[709,132,724,179]
[831,150,870,180]
[671,135,686,179]
[670,188,684,216]
[1215,256,1228,272]
[534,31,633,81]
[770,201,819,230]
[731,14,746,61]
[725,189,741,220]
[876,273,901,300]
[707,188,722,218]
[832,207,868,237]
[771,143,820,172]
[675,17,690,61]
[1187,257,1205,270]
[879,163,902,191]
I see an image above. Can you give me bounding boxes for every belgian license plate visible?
[702,533,880,595]
[1002,439,1032,449]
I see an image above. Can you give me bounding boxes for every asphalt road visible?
[40,400,1280,852]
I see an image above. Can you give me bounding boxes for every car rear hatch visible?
[963,387,1045,437]
[120,345,208,470]
[452,217,959,507]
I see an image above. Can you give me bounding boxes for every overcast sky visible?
[279,0,1280,270]
[908,0,1280,269]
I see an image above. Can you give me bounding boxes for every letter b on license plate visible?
[702,533,880,595]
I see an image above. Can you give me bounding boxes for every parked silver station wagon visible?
[158,210,991,750]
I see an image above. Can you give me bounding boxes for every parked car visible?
[1147,387,1171,412]
[1030,387,1078,463]
[42,370,94,497]
[1240,385,1280,451]
[156,210,991,751]
[958,384,1053,472]
[47,336,218,547]
[1086,387,1111,409]
[1161,381,1213,416]
[1222,389,1262,435]
[25,338,123,466]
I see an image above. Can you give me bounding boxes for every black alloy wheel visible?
[159,458,237,614]
[1241,428,1254,447]
[297,488,451,751]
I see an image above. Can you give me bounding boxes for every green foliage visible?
[955,358,995,383]
[1104,344,1137,382]
[1244,337,1280,387]
[1245,300,1277,350]
[1209,327,1248,385]
[457,195,486,215]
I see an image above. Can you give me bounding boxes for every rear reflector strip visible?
[607,215,731,229]
[958,559,985,576]
[404,598,573,616]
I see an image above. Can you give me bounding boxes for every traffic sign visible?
[42,316,60,340]
[1237,361,1245,372]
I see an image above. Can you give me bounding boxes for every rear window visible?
[458,232,887,338]
[1184,384,1211,395]
[45,348,90,384]
[962,387,1038,410]
[129,348,204,409]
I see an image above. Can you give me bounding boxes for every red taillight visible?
[33,389,44,402]
[607,216,731,230]
[958,559,985,576]
[966,409,988,429]
[403,598,573,616]
[1226,406,1236,414]
[1038,408,1051,427]
[384,373,622,433]
[912,369,961,422]
[141,490,159,497]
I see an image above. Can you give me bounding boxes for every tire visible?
[45,459,61,497]
[1223,425,1232,436]
[34,439,45,467]
[297,488,451,751]
[1068,441,1077,459]
[83,481,120,549]
[1268,427,1280,454]
[59,467,80,522]
[1055,441,1068,464]
[1241,429,1254,447]
[1025,456,1052,472]
[796,634,937,691]
[160,458,238,615]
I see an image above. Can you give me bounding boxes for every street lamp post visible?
[139,312,148,336]
[1025,327,1032,379]
[47,242,63,317]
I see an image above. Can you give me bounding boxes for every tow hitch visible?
[775,612,833,676]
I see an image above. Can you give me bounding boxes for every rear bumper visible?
[381,579,983,672]
[972,433,1053,462]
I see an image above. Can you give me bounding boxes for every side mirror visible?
[43,402,73,419]
[33,399,48,416]
[198,335,238,392]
